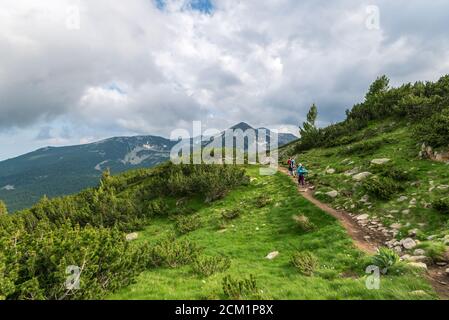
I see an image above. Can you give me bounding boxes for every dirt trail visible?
[279,167,449,299]
[279,167,384,254]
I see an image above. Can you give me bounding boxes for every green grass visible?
[109,166,435,300]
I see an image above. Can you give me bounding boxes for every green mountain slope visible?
[110,166,434,300]
[278,75,449,285]
[0,162,436,300]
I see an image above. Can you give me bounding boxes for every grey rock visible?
[352,172,372,181]
[371,158,391,165]
[402,238,417,250]
[326,190,339,198]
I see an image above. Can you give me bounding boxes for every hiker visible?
[297,163,308,186]
[287,157,293,176]
[291,158,297,177]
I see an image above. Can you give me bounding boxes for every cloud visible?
[0,0,449,159]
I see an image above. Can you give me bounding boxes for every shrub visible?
[147,237,201,268]
[222,274,261,300]
[0,223,146,300]
[253,195,272,208]
[342,139,385,155]
[371,164,414,182]
[292,215,315,232]
[415,107,449,148]
[147,198,169,217]
[175,214,202,234]
[433,198,449,215]
[362,177,404,200]
[371,248,400,274]
[192,256,231,277]
[416,241,447,262]
[291,251,319,276]
[0,201,7,216]
[221,209,241,220]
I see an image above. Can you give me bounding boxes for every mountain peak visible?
[229,122,254,131]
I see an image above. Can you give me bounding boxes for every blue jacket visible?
[297,166,308,176]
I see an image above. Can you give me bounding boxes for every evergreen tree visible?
[366,75,390,100]
[300,103,318,136]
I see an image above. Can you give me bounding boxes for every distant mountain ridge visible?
[0,123,297,212]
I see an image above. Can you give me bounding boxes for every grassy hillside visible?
[110,166,434,300]
[0,161,437,300]
[281,119,449,252]
[278,74,449,285]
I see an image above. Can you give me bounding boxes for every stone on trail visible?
[326,190,339,198]
[401,238,417,250]
[326,168,336,174]
[356,214,369,221]
[446,268,449,276]
[371,158,391,165]
[413,249,426,256]
[265,251,279,260]
[352,172,372,181]
[397,196,408,202]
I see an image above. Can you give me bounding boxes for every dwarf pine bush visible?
[175,214,202,234]
[433,198,449,215]
[292,215,315,232]
[222,274,261,300]
[291,251,319,276]
[362,177,404,200]
[192,256,231,277]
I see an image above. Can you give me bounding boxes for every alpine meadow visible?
[1,0,449,314]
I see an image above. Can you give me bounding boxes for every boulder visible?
[401,238,417,250]
[413,249,426,256]
[344,168,360,176]
[352,172,372,181]
[394,246,402,253]
[125,232,138,241]
[326,190,339,198]
[326,168,336,174]
[371,158,391,165]
[265,251,279,260]
[397,196,408,202]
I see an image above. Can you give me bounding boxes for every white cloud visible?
[0,0,449,159]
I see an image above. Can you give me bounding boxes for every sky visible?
[1,0,449,160]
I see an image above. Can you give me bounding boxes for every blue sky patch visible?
[155,0,214,14]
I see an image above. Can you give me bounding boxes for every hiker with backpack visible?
[291,158,297,177]
[297,163,308,186]
[287,157,293,176]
